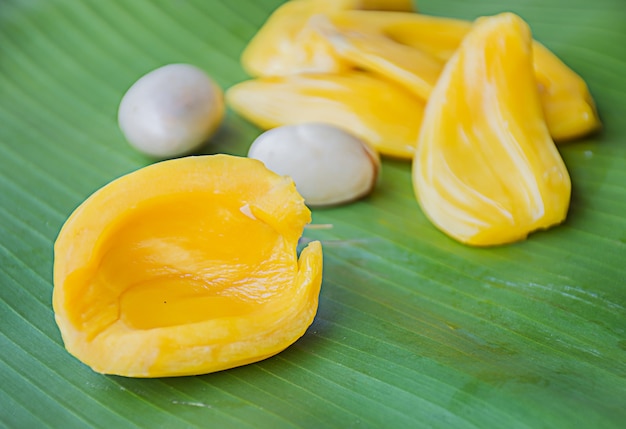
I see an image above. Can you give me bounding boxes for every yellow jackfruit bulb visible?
[312,15,442,100]
[241,0,352,77]
[53,155,323,377]
[226,72,424,159]
[329,10,471,62]
[532,42,601,141]
[412,13,571,246]
[241,0,416,77]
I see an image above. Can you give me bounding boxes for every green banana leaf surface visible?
[1,0,625,427]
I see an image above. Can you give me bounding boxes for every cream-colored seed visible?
[118,64,224,158]
[248,123,380,206]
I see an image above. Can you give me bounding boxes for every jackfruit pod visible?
[328,10,470,61]
[412,13,571,246]
[53,155,323,377]
[241,0,415,77]
[226,72,424,159]
[241,0,352,77]
[324,10,601,141]
[312,15,442,100]
[532,41,601,141]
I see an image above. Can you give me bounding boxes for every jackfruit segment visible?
[303,11,599,142]
[53,155,323,377]
[241,0,416,77]
[312,15,442,100]
[328,10,472,62]
[412,13,571,246]
[241,0,353,77]
[532,41,601,141]
[226,72,424,159]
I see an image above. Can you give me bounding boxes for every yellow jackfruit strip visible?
[312,15,442,100]
[241,0,353,77]
[330,10,471,61]
[532,41,602,141]
[226,72,424,159]
[412,13,571,246]
[241,0,416,77]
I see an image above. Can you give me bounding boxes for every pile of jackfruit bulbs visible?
[227,0,601,246]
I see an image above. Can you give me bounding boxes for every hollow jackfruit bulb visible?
[412,13,571,246]
[53,155,323,377]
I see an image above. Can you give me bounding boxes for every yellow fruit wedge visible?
[322,10,601,142]
[532,41,601,141]
[53,155,323,377]
[412,13,571,246]
[226,72,424,159]
[241,0,416,77]
[312,15,442,100]
[241,0,353,77]
[329,10,471,61]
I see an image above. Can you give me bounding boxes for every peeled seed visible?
[248,123,380,206]
[118,64,224,158]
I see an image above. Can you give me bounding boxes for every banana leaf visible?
[1,0,625,428]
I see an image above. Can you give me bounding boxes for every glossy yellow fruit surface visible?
[53,155,323,377]
[241,0,414,77]
[226,72,424,158]
[412,13,571,246]
[532,41,601,141]
[328,10,471,62]
[313,16,442,100]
